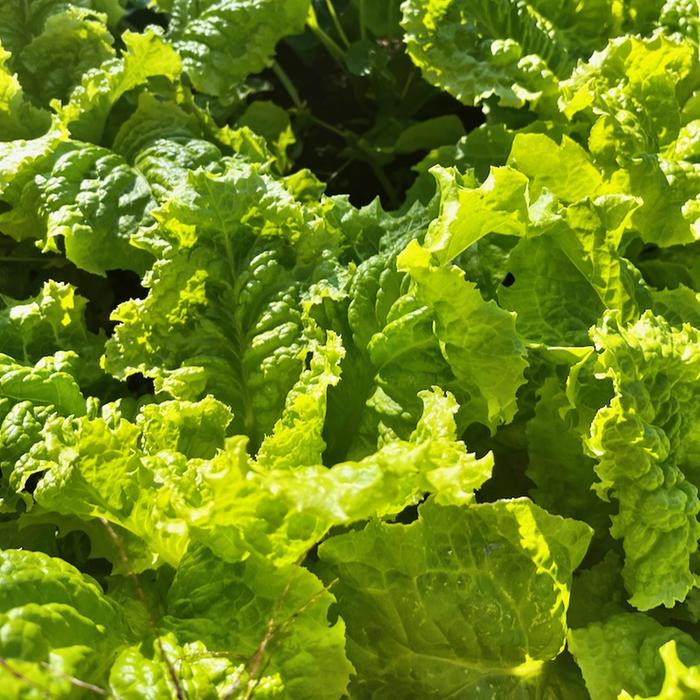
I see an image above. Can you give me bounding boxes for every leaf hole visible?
[501,272,515,287]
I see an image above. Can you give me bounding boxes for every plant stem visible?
[399,70,415,101]
[307,6,346,63]
[359,0,366,40]
[272,62,303,110]
[325,0,351,47]
[0,256,56,263]
[305,112,351,139]
[365,155,399,208]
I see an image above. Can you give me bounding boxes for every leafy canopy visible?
[1,0,700,697]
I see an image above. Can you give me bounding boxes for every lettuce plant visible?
[1,0,700,697]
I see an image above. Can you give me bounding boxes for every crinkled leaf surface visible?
[0,131,155,275]
[0,548,128,698]
[165,546,352,699]
[167,0,311,97]
[569,612,700,700]
[586,311,700,610]
[401,0,628,110]
[398,239,528,429]
[104,160,337,447]
[55,28,182,143]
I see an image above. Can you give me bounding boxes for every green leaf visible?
[398,239,528,429]
[318,497,592,698]
[562,34,700,246]
[0,548,128,698]
[23,398,231,568]
[569,612,700,700]
[506,133,603,204]
[0,43,50,141]
[111,93,221,179]
[586,311,700,609]
[0,353,85,417]
[0,1,116,105]
[419,164,536,264]
[498,195,647,346]
[526,376,613,534]
[658,0,700,44]
[55,28,182,143]
[0,346,86,513]
[194,387,493,564]
[237,100,296,172]
[567,552,627,629]
[15,385,489,568]
[351,0,403,38]
[498,233,604,346]
[167,0,311,97]
[104,160,337,447]
[318,198,468,461]
[0,131,155,275]
[137,394,233,460]
[401,0,623,110]
[393,115,466,154]
[0,280,108,391]
[256,332,344,470]
[165,546,352,699]
[621,640,700,699]
[109,633,285,699]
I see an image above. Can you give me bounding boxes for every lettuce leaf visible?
[165,546,352,699]
[104,159,338,447]
[586,311,700,609]
[569,612,700,699]
[0,548,128,698]
[167,0,311,97]
[318,497,592,698]
[0,131,155,275]
[401,0,625,110]
[55,28,181,143]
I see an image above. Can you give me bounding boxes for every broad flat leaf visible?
[498,193,644,344]
[498,233,604,346]
[318,497,592,698]
[567,552,627,629]
[506,133,603,204]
